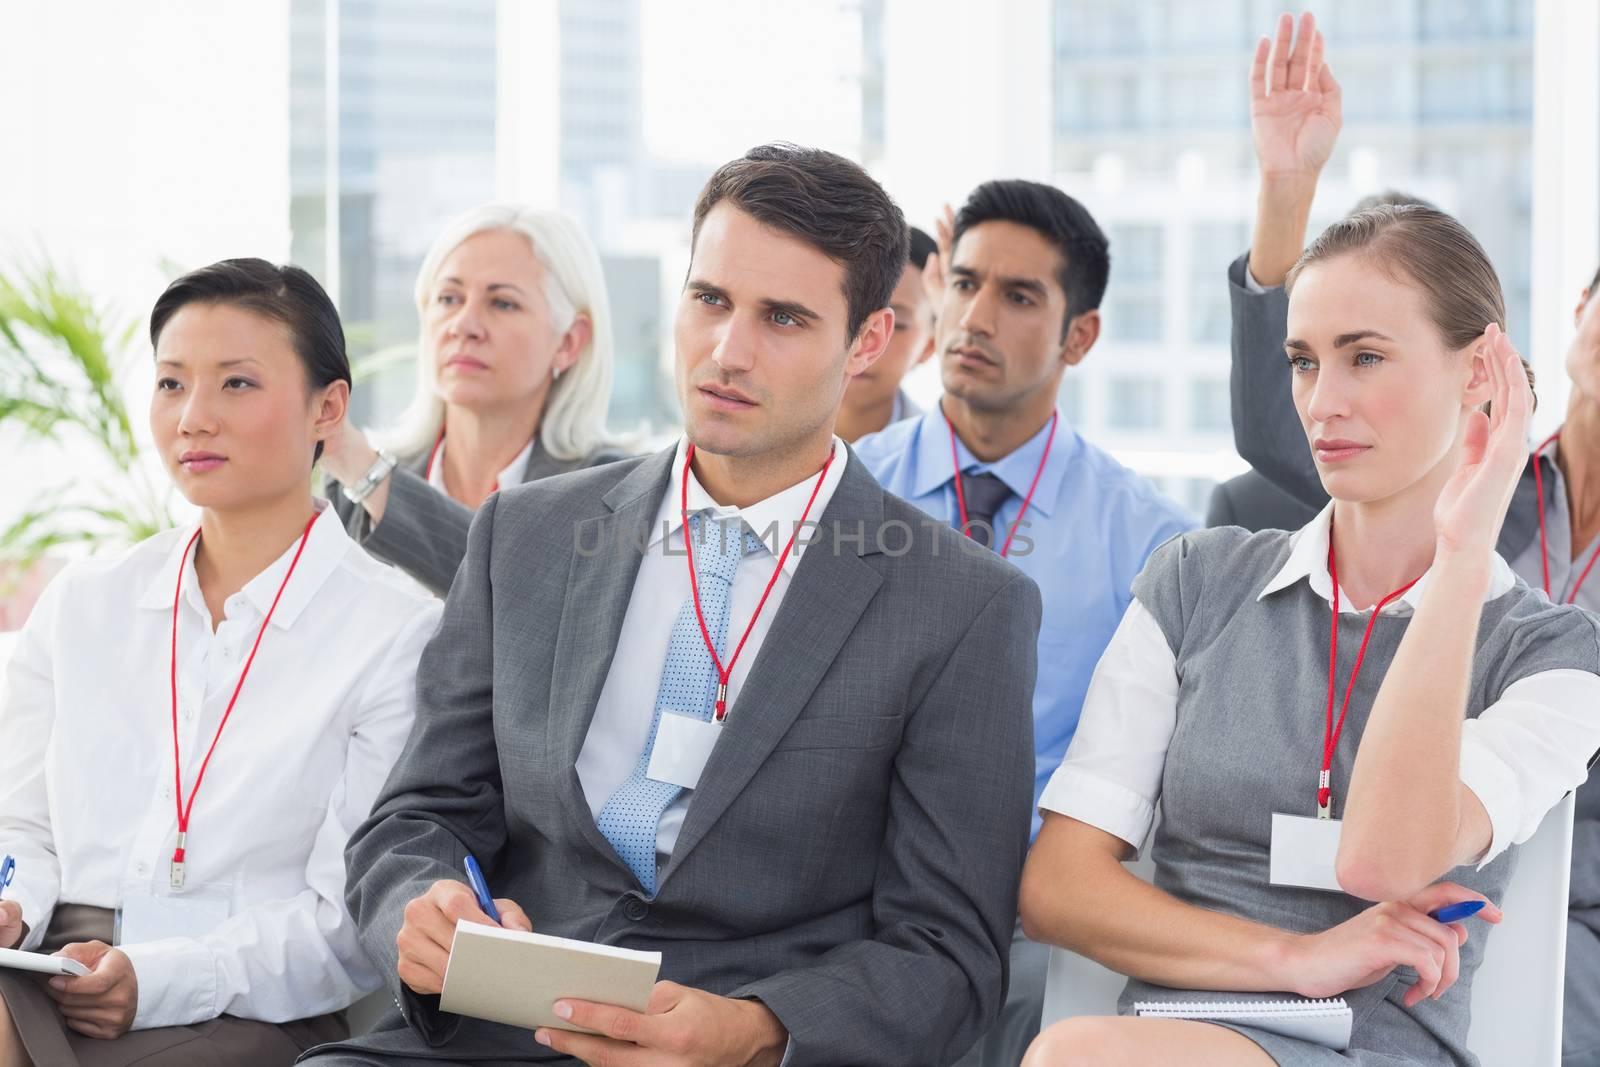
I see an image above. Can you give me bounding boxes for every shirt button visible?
[135,862,148,876]
[622,896,649,922]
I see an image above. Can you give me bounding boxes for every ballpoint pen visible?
[463,854,502,925]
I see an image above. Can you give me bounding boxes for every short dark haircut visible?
[952,179,1110,337]
[1349,189,1438,214]
[1589,262,1600,294]
[690,143,908,338]
[150,258,350,461]
[908,226,937,272]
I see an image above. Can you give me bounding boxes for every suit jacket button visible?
[623,896,649,922]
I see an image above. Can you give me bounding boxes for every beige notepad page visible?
[439,919,662,1033]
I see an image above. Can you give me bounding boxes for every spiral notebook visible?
[1133,996,1352,1050]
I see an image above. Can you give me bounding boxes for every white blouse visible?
[1041,503,1600,868]
[0,503,441,1029]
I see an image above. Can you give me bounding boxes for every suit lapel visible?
[546,449,673,866]
[661,453,886,885]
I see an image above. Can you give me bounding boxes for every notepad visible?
[0,946,90,978]
[1133,996,1352,1050]
[439,920,662,1034]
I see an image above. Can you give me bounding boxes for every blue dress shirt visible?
[854,405,1195,837]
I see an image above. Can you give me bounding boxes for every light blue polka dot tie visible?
[597,512,760,894]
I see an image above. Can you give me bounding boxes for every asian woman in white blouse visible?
[1019,207,1600,1066]
[0,259,440,1066]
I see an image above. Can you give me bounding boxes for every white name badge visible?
[646,711,723,790]
[115,881,232,946]
[1269,813,1346,893]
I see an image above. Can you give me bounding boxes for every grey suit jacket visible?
[327,439,627,596]
[311,446,1041,1066]
[1226,252,1545,560]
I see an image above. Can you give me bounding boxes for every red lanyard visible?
[425,431,500,493]
[681,444,834,721]
[167,513,317,888]
[1532,430,1600,604]
[946,411,1057,559]
[1319,533,1420,818]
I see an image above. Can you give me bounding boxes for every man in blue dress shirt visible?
[855,179,1194,1067]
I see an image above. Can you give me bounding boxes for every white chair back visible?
[1039,795,1575,1067]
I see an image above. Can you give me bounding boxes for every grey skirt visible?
[0,904,347,1067]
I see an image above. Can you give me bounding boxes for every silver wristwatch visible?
[343,449,399,503]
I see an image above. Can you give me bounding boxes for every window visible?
[1108,377,1165,431]
[1189,378,1230,434]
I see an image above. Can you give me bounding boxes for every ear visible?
[845,306,895,378]
[1059,309,1101,368]
[912,330,936,368]
[1461,333,1494,408]
[1578,289,1594,328]
[553,313,593,375]
[312,379,351,446]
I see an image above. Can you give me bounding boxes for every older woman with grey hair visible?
[324,203,627,595]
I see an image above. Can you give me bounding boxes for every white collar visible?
[1257,501,1517,615]
[138,500,351,630]
[648,435,849,578]
[426,435,535,494]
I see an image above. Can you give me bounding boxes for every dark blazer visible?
[306,446,1041,1066]
[327,438,627,596]
[1205,470,1318,532]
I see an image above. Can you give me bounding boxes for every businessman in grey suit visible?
[302,144,1040,1067]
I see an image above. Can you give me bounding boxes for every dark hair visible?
[690,143,908,338]
[1288,205,1535,406]
[150,258,350,461]
[952,179,1110,339]
[908,226,937,272]
[1348,189,1438,214]
[1589,262,1600,294]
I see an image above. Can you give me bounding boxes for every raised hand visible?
[919,203,956,310]
[1434,324,1534,558]
[1251,12,1342,182]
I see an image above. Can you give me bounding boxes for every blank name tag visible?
[1269,813,1345,892]
[646,711,722,790]
[116,882,231,946]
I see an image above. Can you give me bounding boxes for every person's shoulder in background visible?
[1206,469,1320,532]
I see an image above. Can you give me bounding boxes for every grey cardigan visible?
[327,438,627,596]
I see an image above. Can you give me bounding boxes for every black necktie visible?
[959,472,1013,550]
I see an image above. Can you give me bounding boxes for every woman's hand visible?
[46,940,139,1039]
[1434,324,1534,558]
[1284,883,1501,1008]
[0,901,26,950]
[319,419,380,488]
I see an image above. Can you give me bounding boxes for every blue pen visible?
[0,854,14,901]
[463,855,502,925]
[1429,900,1487,924]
